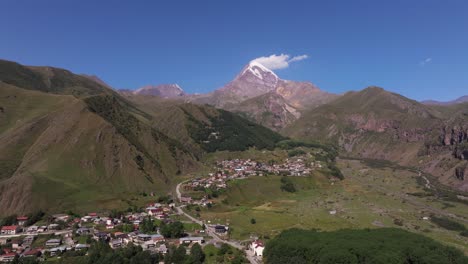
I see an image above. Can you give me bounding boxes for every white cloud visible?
[252,53,308,70]
[420,57,432,66]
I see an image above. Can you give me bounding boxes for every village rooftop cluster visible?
[0,200,264,263]
[0,202,198,262]
[181,157,323,204]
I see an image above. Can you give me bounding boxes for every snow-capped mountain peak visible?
[238,61,278,81]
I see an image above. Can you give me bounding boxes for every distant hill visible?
[0,59,284,216]
[422,95,468,106]
[284,86,468,191]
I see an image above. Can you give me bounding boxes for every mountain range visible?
[0,59,283,215]
[118,61,468,192]
[122,61,337,130]
[1,58,467,216]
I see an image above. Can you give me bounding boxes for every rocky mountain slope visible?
[188,61,337,130]
[0,59,284,216]
[133,84,186,98]
[284,86,468,191]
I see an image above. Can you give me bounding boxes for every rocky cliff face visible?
[440,124,468,160]
[227,92,301,131]
[455,165,467,181]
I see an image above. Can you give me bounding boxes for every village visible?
[181,156,324,205]
[0,199,264,263]
[0,156,324,263]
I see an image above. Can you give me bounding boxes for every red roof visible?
[150,208,163,213]
[88,213,97,217]
[253,240,264,247]
[16,216,28,221]
[1,252,16,257]
[23,249,41,256]
[1,225,19,231]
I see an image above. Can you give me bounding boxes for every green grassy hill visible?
[0,60,199,215]
[122,94,286,153]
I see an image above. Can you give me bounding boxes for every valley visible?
[1,58,468,263]
[178,157,468,253]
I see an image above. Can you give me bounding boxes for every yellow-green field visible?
[186,158,468,253]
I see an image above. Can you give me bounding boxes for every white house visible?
[179,237,203,245]
[250,240,265,258]
[0,226,20,235]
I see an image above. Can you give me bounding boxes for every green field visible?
[190,158,468,253]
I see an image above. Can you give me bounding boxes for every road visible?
[175,181,260,264]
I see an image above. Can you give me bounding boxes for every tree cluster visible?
[280,177,296,193]
[160,221,185,238]
[264,228,468,264]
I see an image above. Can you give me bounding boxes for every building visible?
[11,240,22,249]
[76,227,91,235]
[1,226,20,235]
[38,226,48,233]
[109,239,123,249]
[142,240,156,250]
[75,244,90,251]
[22,249,42,258]
[179,237,204,245]
[250,240,265,257]
[0,253,17,262]
[214,225,228,234]
[180,196,192,203]
[48,223,59,230]
[137,234,152,242]
[16,216,28,226]
[46,239,62,247]
[150,234,165,243]
[157,244,168,254]
[49,246,66,256]
[0,238,10,246]
[27,226,39,233]
[52,214,70,222]
[93,232,109,241]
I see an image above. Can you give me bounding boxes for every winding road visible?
[175,181,260,264]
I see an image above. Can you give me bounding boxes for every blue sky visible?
[1,0,467,101]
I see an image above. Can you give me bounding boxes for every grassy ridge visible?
[186,108,285,152]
